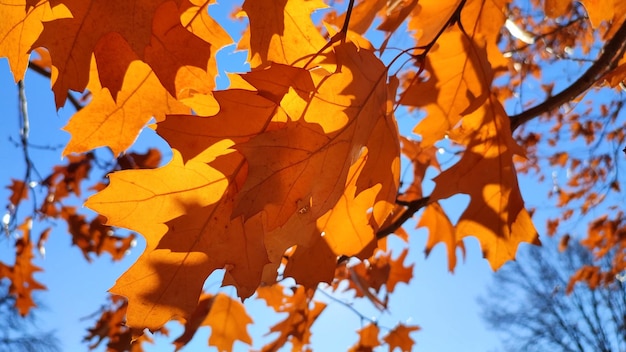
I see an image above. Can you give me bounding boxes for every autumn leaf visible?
[174,293,253,352]
[383,324,420,352]
[0,0,69,81]
[402,27,492,146]
[62,55,189,156]
[418,202,463,272]
[0,218,46,316]
[261,285,326,352]
[329,0,387,35]
[240,0,328,68]
[429,99,540,269]
[407,0,462,46]
[349,323,380,352]
[84,295,167,351]
[7,179,29,206]
[398,136,440,202]
[233,43,397,231]
[544,0,572,18]
[85,150,266,329]
[579,0,614,28]
[61,207,136,261]
[385,248,413,292]
[32,0,169,106]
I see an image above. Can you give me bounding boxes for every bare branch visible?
[510,19,626,131]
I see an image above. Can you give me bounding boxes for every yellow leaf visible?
[239,0,328,68]
[402,27,492,146]
[0,0,69,81]
[63,54,188,156]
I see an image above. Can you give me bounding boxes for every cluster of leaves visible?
[2,0,626,350]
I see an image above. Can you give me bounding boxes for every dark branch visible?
[376,197,430,240]
[509,19,626,131]
[28,61,83,111]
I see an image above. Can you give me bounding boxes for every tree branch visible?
[509,19,626,131]
[376,197,430,240]
[28,61,83,111]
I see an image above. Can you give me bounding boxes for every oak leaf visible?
[174,293,253,352]
[398,136,439,202]
[239,0,328,68]
[7,179,29,206]
[328,0,387,35]
[402,27,492,146]
[62,55,189,156]
[32,0,169,106]
[0,0,69,81]
[86,150,262,329]
[385,248,413,292]
[349,323,380,352]
[429,99,540,269]
[0,218,46,316]
[407,0,462,46]
[261,285,326,352]
[383,324,420,352]
[418,202,463,272]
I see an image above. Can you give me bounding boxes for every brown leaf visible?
[261,286,326,352]
[7,179,29,206]
[0,218,46,316]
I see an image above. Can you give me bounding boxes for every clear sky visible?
[0,1,570,351]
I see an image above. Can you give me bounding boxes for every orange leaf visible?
[240,0,328,68]
[257,284,289,312]
[86,150,267,330]
[349,323,380,352]
[430,99,540,269]
[544,0,572,18]
[33,0,169,107]
[330,0,387,35]
[0,0,69,81]
[233,44,397,232]
[0,218,46,316]
[402,27,493,146]
[262,285,326,352]
[383,324,420,352]
[398,136,439,202]
[418,202,461,272]
[62,54,188,156]
[174,293,253,351]
[408,0,462,46]
[386,248,413,292]
[6,179,29,206]
[579,0,614,28]
[88,43,400,331]
[142,1,220,100]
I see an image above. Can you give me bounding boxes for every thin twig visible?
[316,287,393,331]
